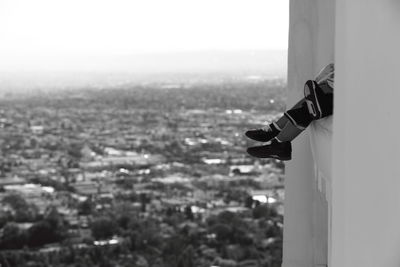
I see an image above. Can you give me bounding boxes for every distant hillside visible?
[100,50,288,75]
[0,50,287,92]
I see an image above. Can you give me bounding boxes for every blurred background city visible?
[0,1,289,266]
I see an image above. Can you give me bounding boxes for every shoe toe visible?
[245,130,260,140]
[244,130,255,138]
[245,129,274,142]
[246,145,266,158]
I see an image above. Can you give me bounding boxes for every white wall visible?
[332,1,400,266]
[282,1,335,267]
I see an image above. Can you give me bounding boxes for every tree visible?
[91,217,118,240]
[43,206,67,241]
[0,223,26,249]
[210,223,231,243]
[184,205,194,221]
[27,221,58,247]
[252,204,278,219]
[67,143,83,160]
[217,211,236,225]
[244,196,254,209]
[117,214,131,230]
[2,193,38,222]
[78,198,93,215]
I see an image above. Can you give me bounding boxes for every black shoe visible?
[304,80,333,119]
[245,123,280,142]
[247,140,292,161]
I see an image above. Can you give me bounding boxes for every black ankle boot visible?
[245,123,280,142]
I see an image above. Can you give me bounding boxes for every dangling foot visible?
[246,139,292,161]
[245,123,280,142]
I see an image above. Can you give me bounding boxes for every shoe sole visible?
[246,148,291,161]
[269,154,292,161]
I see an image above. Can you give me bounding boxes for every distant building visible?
[72,181,114,196]
[0,176,27,186]
[229,165,260,176]
[30,125,44,135]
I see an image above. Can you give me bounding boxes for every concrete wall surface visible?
[332,0,400,267]
[282,1,334,267]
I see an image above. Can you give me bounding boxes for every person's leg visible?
[274,115,289,130]
[274,121,303,142]
[304,80,334,119]
[265,97,314,143]
[284,99,313,129]
[246,98,308,142]
[247,66,335,160]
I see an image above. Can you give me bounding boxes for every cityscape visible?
[0,74,287,267]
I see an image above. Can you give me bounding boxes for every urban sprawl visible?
[0,76,287,267]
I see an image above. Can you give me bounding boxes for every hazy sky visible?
[0,0,289,71]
